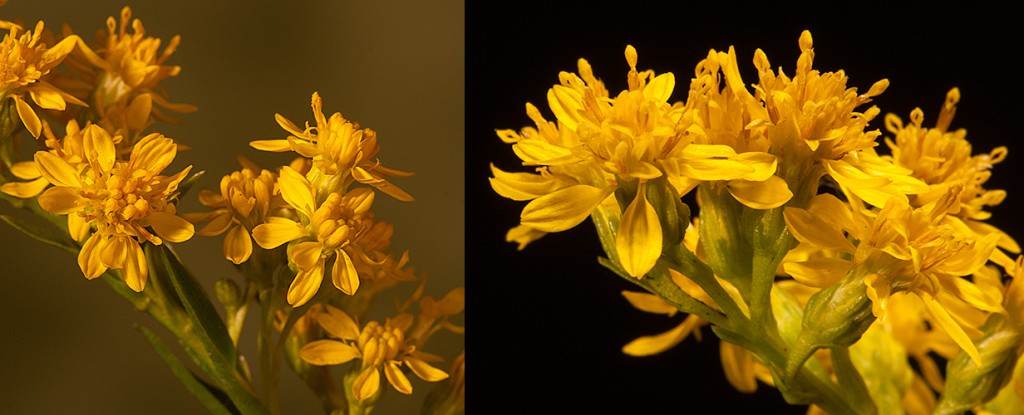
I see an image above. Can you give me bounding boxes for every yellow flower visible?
[33,124,194,291]
[783,190,1001,365]
[75,6,195,132]
[251,166,380,306]
[250,92,413,201]
[0,20,86,137]
[883,88,1019,268]
[299,304,449,401]
[185,164,282,264]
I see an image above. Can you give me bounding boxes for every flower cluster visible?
[493,30,1022,413]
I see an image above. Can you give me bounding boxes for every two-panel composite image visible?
[2,1,1024,414]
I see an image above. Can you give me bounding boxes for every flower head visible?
[251,92,413,201]
[0,20,86,137]
[75,6,195,134]
[32,124,194,290]
[299,304,450,401]
[252,166,401,306]
[185,163,282,264]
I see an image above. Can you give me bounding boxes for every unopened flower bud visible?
[785,274,874,382]
[936,320,1021,415]
[215,278,242,309]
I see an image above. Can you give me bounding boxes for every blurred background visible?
[0,1,463,414]
[468,2,1022,413]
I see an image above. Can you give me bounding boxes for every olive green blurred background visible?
[0,1,464,414]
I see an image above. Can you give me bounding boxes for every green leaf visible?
[145,243,269,415]
[0,214,77,255]
[137,325,237,415]
[178,170,206,199]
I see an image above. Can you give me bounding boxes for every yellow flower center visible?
[357,321,405,367]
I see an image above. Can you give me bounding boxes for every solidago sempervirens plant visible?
[0,5,464,415]
[491,30,1024,414]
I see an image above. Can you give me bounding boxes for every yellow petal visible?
[250,139,292,152]
[78,234,108,280]
[29,83,67,111]
[9,161,41,180]
[298,340,359,366]
[37,186,82,214]
[385,362,413,394]
[125,93,153,130]
[489,164,560,201]
[197,213,233,236]
[505,224,546,250]
[223,225,252,265]
[289,241,323,271]
[40,34,79,63]
[621,290,677,316]
[1,177,50,198]
[720,341,757,393]
[520,184,612,233]
[622,315,702,356]
[405,357,449,382]
[332,249,360,296]
[732,152,778,182]
[121,240,148,292]
[782,258,852,288]
[251,218,306,249]
[783,206,856,253]
[922,294,982,367]
[83,124,116,172]
[130,133,176,174]
[279,166,315,217]
[13,95,41,138]
[34,151,81,188]
[511,139,575,165]
[547,85,582,131]
[643,73,675,102]
[287,258,324,306]
[616,185,662,278]
[68,212,90,243]
[727,176,792,209]
[316,304,361,340]
[274,113,305,137]
[680,158,754,181]
[287,136,320,158]
[146,211,194,243]
[353,367,381,401]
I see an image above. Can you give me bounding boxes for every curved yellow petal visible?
[405,356,449,382]
[621,290,677,316]
[298,340,359,366]
[29,83,67,111]
[9,161,41,180]
[505,224,546,250]
[130,133,176,174]
[782,258,852,288]
[37,186,82,214]
[643,73,675,103]
[34,151,81,188]
[197,213,233,236]
[720,341,757,393]
[385,362,413,394]
[223,225,253,265]
[250,139,292,152]
[1,177,50,198]
[489,164,560,201]
[727,176,792,209]
[13,95,41,138]
[83,125,116,172]
[520,184,612,233]
[922,294,982,367]
[316,305,361,340]
[783,206,856,253]
[146,211,195,243]
[279,166,315,217]
[622,315,702,356]
[288,241,323,272]
[78,234,108,280]
[332,249,360,296]
[616,185,662,278]
[287,258,324,306]
[251,218,306,249]
[547,85,582,131]
[121,240,148,292]
[68,212,91,243]
[353,367,381,401]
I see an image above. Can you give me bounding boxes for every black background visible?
[467,2,1022,414]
